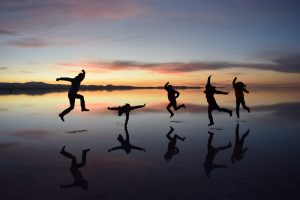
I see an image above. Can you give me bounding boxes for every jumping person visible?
[204,75,232,126]
[233,77,250,118]
[231,123,249,163]
[56,70,89,121]
[203,131,231,177]
[107,103,146,126]
[60,146,90,191]
[164,126,185,161]
[164,82,186,118]
[108,125,146,154]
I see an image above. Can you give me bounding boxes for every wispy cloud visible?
[0,67,8,70]
[0,28,15,35]
[58,53,300,74]
[0,0,146,32]
[5,38,48,48]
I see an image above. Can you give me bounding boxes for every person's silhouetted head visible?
[167,85,173,90]
[77,72,85,81]
[236,82,245,88]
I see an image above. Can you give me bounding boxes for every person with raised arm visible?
[204,75,232,126]
[233,77,250,118]
[56,69,89,121]
[164,82,186,118]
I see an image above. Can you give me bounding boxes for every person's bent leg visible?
[76,94,89,111]
[241,98,250,113]
[78,149,90,168]
[166,103,174,118]
[219,107,232,117]
[59,96,75,121]
[236,99,240,118]
[208,107,214,126]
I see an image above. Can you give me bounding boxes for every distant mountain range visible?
[0,82,201,94]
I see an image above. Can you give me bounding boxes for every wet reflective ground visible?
[1,88,300,199]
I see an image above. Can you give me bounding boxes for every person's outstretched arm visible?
[107,106,120,110]
[108,146,122,152]
[206,75,212,86]
[164,82,169,90]
[233,77,237,87]
[215,90,229,95]
[81,69,86,79]
[130,145,146,152]
[130,103,146,110]
[56,77,73,82]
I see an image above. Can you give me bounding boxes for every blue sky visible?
[1,0,300,85]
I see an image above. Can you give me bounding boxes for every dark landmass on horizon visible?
[0,82,201,95]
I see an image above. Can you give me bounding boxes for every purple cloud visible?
[5,38,48,48]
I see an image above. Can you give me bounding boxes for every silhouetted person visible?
[204,75,232,126]
[231,123,249,163]
[56,70,89,121]
[108,125,146,154]
[60,146,90,191]
[233,77,250,118]
[107,103,146,126]
[203,131,231,177]
[164,82,186,118]
[164,126,185,161]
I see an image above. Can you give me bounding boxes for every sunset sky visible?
[1,0,300,86]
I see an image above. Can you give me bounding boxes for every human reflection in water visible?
[108,125,146,154]
[107,103,146,126]
[231,123,249,163]
[204,75,232,126]
[60,146,90,191]
[203,131,232,177]
[164,126,186,161]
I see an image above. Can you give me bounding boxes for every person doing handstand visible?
[164,82,186,118]
[56,69,89,121]
[107,103,146,126]
[233,77,250,118]
[204,75,232,126]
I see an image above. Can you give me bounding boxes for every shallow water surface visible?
[0,88,300,199]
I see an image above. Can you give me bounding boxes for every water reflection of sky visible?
[0,89,300,199]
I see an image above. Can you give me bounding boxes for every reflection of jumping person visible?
[231,123,249,163]
[164,126,185,161]
[56,70,89,121]
[204,75,232,126]
[60,146,90,191]
[203,132,231,177]
[233,77,250,118]
[164,82,186,118]
[108,125,146,154]
[107,103,146,126]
